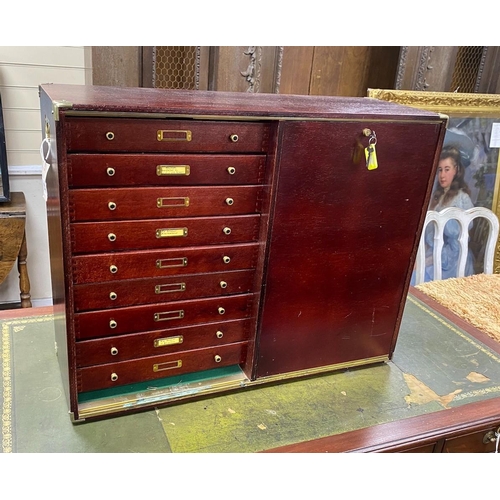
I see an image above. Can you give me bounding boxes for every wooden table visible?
[0,192,31,307]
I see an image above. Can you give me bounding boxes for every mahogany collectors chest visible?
[39,84,446,421]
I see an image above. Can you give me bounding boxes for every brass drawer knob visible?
[225,198,234,206]
[108,233,117,242]
[222,256,231,264]
[229,134,239,143]
[109,265,118,274]
[110,347,119,356]
[106,131,115,140]
[227,167,236,175]
[109,291,117,300]
[216,330,224,339]
[220,281,227,289]
[109,320,117,329]
[106,167,115,176]
[110,372,118,381]
[223,227,231,235]
[218,307,225,315]
[108,201,117,211]
[214,355,222,363]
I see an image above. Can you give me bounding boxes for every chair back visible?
[414,206,499,285]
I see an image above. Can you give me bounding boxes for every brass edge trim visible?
[52,100,73,121]
[367,88,500,116]
[60,110,444,124]
[77,355,388,419]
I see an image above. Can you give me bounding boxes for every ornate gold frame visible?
[368,89,500,274]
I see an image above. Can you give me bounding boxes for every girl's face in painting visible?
[437,157,457,190]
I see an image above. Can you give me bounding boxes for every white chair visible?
[414,206,500,285]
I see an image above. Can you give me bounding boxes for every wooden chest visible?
[39,84,446,421]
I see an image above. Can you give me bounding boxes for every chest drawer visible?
[75,293,256,339]
[73,269,256,311]
[69,186,263,221]
[76,318,251,366]
[71,215,261,253]
[77,341,249,393]
[67,154,266,187]
[72,243,259,284]
[66,117,270,153]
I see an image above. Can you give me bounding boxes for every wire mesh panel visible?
[450,47,485,93]
[154,47,199,90]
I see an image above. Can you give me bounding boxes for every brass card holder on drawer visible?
[156,257,188,268]
[156,228,188,238]
[156,165,190,176]
[154,335,184,347]
[153,360,182,372]
[157,130,192,141]
[157,197,190,208]
[155,282,186,294]
[154,310,184,322]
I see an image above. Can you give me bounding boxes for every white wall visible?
[0,46,92,307]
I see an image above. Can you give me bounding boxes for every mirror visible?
[0,92,10,202]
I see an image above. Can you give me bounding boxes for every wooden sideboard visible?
[39,84,446,422]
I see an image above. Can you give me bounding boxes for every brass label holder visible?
[156,165,190,176]
[154,310,185,322]
[155,283,186,294]
[157,197,190,208]
[156,257,188,268]
[154,335,184,347]
[157,130,192,142]
[156,228,188,238]
[153,360,182,372]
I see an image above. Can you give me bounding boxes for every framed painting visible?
[367,88,500,275]
[0,92,10,203]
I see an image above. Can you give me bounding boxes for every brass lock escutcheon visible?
[218,307,225,315]
[106,131,115,141]
[225,198,234,206]
[216,330,224,339]
[110,347,118,356]
[109,265,118,274]
[109,292,117,300]
[109,320,117,329]
[482,427,500,444]
[106,167,115,176]
[108,201,117,211]
[220,281,228,289]
[229,134,239,143]
[223,227,231,235]
[108,233,117,242]
[157,130,192,142]
[222,256,231,264]
[214,355,222,363]
[227,167,236,175]
[110,373,118,381]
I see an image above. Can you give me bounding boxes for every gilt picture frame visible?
[367,88,500,274]
[0,92,10,203]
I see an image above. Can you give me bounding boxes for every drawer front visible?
[67,154,265,187]
[443,426,500,452]
[74,269,256,311]
[75,293,256,339]
[66,117,270,153]
[71,215,261,253]
[72,243,259,284]
[76,318,252,366]
[69,186,263,221]
[77,341,248,392]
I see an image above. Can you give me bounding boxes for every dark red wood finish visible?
[77,341,248,393]
[71,214,261,253]
[69,185,263,221]
[73,269,256,311]
[67,154,266,187]
[65,117,270,153]
[75,293,256,339]
[71,243,260,284]
[256,120,443,377]
[75,318,252,366]
[39,84,446,421]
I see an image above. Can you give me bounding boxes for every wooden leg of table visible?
[18,230,32,308]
